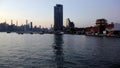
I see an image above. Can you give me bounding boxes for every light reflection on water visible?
[0,33,120,68]
[53,35,64,68]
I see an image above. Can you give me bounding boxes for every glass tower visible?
[54,4,63,31]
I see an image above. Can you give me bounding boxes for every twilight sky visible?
[0,0,120,28]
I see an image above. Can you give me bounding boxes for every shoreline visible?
[0,32,120,38]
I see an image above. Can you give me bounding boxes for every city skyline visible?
[0,0,120,28]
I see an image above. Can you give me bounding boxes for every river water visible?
[0,33,120,68]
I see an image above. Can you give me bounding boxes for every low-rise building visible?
[113,23,120,36]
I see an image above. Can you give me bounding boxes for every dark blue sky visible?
[0,0,120,28]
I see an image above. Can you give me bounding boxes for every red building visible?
[85,19,114,35]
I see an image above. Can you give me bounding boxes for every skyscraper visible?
[54,4,63,31]
[30,22,33,31]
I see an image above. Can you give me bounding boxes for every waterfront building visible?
[105,23,114,36]
[0,22,9,32]
[30,22,33,31]
[54,4,63,31]
[65,18,75,34]
[11,20,13,25]
[66,18,75,28]
[96,19,108,34]
[85,19,115,35]
[114,23,120,31]
[113,23,120,35]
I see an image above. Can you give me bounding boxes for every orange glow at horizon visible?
[0,18,53,28]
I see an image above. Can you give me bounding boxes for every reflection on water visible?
[0,33,120,68]
[53,35,64,68]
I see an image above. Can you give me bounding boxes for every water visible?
[0,33,120,68]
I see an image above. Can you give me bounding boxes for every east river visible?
[0,33,120,68]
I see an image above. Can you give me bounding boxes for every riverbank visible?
[1,32,120,38]
[85,34,120,38]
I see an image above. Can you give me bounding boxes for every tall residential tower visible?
[54,4,63,31]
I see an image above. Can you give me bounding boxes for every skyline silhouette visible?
[0,0,120,28]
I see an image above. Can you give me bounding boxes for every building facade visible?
[113,23,120,35]
[54,4,63,31]
[96,19,108,34]
[85,19,115,35]
[66,18,74,28]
